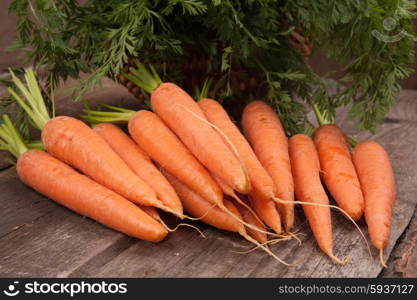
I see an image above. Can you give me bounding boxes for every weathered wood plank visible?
[0,167,135,277]
[0,91,416,278]
[0,168,56,237]
[381,207,417,278]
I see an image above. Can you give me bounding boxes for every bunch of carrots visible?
[0,65,396,267]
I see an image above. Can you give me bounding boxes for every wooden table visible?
[0,84,416,278]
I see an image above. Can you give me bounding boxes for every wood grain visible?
[0,91,416,277]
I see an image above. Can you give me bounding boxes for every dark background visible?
[0,0,416,89]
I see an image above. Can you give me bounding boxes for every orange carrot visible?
[85,108,254,232]
[289,134,346,264]
[210,172,263,223]
[41,116,164,208]
[198,99,282,234]
[211,172,282,237]
[7,69,177,216]
[242,101,294,230]
[138,205,161,221]
[93,123,183,218]
[249,189,282,234]
[128,110,224,207]
[235,199,268,244]
[163,170,290,265]
[164,171,241,232]
[151,83,249,194]
[352,141,396,266]
[198,98,275,205]
[18,150,168,242]
[314,124,365,220]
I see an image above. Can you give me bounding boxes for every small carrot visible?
[0,115,167,242]
[8,69,178,216]
[289,134,347,264]
[242,101,295,231]
[138,205,161,221]
[314,124,365,220]
[124,61,250,194]
[234,199,268,244]
[249,189,282,234]
[352,141,396,267]
[93,123,183,218]
[163,170,290,265]
[210,173,264,227]
[210,172,282,238]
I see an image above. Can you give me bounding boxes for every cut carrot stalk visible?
[0,115,167,242]
[352,141,396,267]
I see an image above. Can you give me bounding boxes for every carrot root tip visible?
[379,248,388,268]
[327,253,350,265]
[241,233,293,266]
[161,221,206,238]
[286,231,303,246]
[272,196,372,258]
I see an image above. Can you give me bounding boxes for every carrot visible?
[83,104,256,231]
[124,61,250,193]
[8,69,179,217]
[198,99,275,207]
[211,172,284,238]
[0,116,167,242]
[314,124,365,220]
[289,134,347,264]
[234,199,267,244]
[249,189,282,234]
[93,123,183,218]
[128,110,224,207]
[138,205,161,221]
[352,141,396,267]
[242,101,295,230]
[163,170,290,265]
[210,172,264,225]
[198,99,284,234]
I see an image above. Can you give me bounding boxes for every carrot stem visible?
[194,78,213,100]
[7,68,52,130]
[122,60,162,94]
[0,115,28,158]
[81,107,134,125]
[26,140,44,150]
[311,103,331,126]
